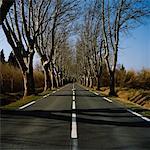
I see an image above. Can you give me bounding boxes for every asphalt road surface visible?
[1,83,150,150]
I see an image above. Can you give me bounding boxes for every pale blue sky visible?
[0,21,150,71]
[118,21,150,71]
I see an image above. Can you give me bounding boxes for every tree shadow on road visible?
[1,108,150,127]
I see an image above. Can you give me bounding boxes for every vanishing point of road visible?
[1,83,150,150]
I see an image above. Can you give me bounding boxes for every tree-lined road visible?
[1,83,150,150]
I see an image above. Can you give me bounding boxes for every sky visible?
[0,20,150,71]
[118,21,150,71]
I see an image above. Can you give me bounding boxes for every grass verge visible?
[0,89,52,110]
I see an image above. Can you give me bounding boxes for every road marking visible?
[73,91,75,95]
[71,120,77,139]
[71,86,78,139]
[73,95,75,100]
[72,113,76,118]
[103,97,113,103]
[43,93,50,98]
[52,91,56,94]
[72,101,76,109]
[127,109,150,122]
[19,101,36,110]
[93,92,99,95]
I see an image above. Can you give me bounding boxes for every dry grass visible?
[0,63,45,106]
[0,62,45,93]
[1,95,42,110]
[0,89,53,110]
[0,62,23,92]
[99,87,150,110]
[117,69,150,90]
[117,88,150,108]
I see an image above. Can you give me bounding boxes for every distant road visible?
[1,83,150,150]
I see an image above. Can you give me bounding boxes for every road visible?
[1,83,150,150]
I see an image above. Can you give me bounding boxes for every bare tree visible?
[2,0,52,96]
[76,0,104,89]
[101,0,150,95]
[35,0,79,90]
[0,0,14,24]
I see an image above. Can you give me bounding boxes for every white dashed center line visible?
[72,101,76,110]
[71,83,78,139]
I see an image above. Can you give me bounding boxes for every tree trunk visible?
[84,75,86,86]
[57,74,61,87]
[23,51,35,97]
[50,70,54,89]
[50,69,56,89]
[97,75,101,90]
[89,77,93,88]
[2,19,35,97]
[23,70,35,97]
[109,71,116,96]
[43,64,51,91]
[86,76,89,87]
[54,74,58,88]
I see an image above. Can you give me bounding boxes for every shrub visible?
[0,62,23,93]
[115,68,150,90]
[0,62,45,93]
[34,70,44,89]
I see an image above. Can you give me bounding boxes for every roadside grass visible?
[1,95,42,110]
[0,92,23,106]
[0,89,53,110]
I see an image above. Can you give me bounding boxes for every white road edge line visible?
[43,90,56,98]
[127,109,150,122]
[93,92,99,95]
[43,94,50,98]
[103,97,113,103]
[19,101,36,110]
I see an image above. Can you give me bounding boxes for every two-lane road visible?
[1,83,150,150]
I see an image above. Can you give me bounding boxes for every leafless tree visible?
[76,0,104,89]
[0,0,14,24]
[35,0,79,90]
[2,0,52,96]
[101,0,150,95]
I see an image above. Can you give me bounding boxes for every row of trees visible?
[76,0,150,95]
[1,0,150,97]
[1,0,79,97]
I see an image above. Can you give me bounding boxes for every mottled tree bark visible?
[43,63,51,91]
